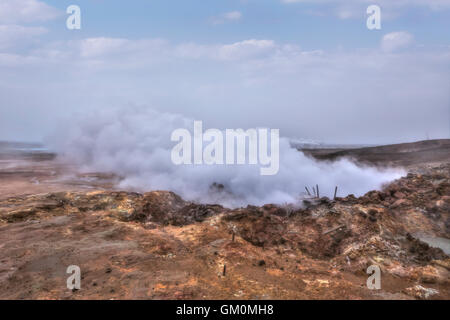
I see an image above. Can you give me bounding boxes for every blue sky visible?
[42,0,450,49]
[0,0,449,144]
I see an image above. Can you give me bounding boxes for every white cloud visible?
[335,8,355,19]
[175,39,277,61]
[282,0,450,7]
[0,0,61,24]
[32,38,280,67]
[223,11,242,20]
[78,38,130,58]
[0,52,40,67]
[0,1,58,52]
[381,31,414,52]
[217,39,276,60]
[211,11,243,25]
[0,24,47,50]
[282,0,450,19]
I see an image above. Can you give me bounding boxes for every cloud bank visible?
[282,0,450,19]
[0,0,61,24]
[381,32,414,53]
[3,34,448,144]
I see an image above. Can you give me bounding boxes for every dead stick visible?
[316,184,320,198]
[232,232,235,242]
[305,187,311,196]
[223,264,226,276]
[334,186,338,200]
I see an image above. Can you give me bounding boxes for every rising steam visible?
[47,106,404,207]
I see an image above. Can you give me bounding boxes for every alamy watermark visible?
[66,5,81,30]
[367,5,381,30]
[66,265,81,290]
[366,265,381,290]
[171,121,280,176]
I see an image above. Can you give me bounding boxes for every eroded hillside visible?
[0,163,448,299]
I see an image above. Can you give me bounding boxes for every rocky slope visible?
[0,163,448,299]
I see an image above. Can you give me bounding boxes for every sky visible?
[0,0,450,144]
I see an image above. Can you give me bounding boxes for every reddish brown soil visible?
[0,140,448,300]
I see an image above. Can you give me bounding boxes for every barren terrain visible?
[0,140,449,300]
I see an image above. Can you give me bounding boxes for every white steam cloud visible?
[47,106,404,207]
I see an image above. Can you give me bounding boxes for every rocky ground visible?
[0,140,448,300]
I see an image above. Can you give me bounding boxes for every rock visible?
[432,259,450,271]
[405,235,447,262]
[390,199,412,209]
[404,285,439,299]
[387,265,410,278]
[364,191,382,203]
[3,208,37,222]
[263,204,287,217]
[209,239,226,248]
[394,192,406,199]
[319,197,331,205]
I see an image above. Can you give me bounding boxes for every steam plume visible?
[47,106,404,207]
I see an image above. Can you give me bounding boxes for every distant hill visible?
[0,141,54,161]
[301,139,450,167]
